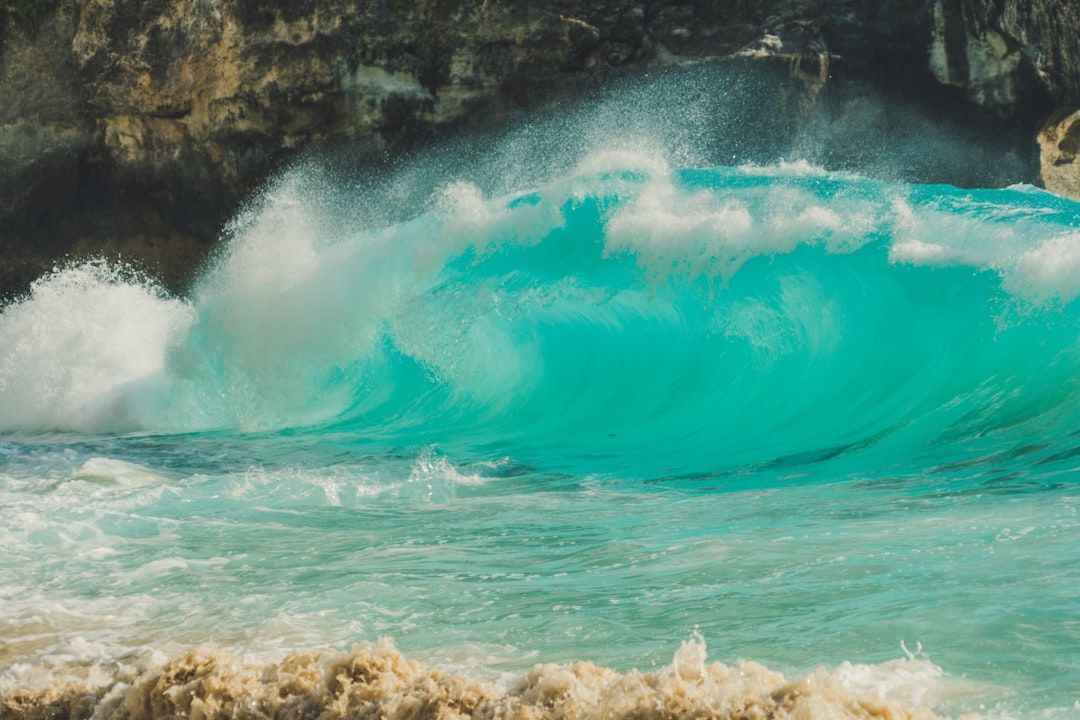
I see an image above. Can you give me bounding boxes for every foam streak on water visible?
[3,150,1080,719]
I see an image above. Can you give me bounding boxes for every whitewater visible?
[2,73,1080,719]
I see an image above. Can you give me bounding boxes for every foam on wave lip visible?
[0,636,949,720]
[1006,232,1080,304]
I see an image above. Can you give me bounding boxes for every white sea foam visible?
[403,448,493,503]
[0,261,194,433]
[1005,232,1080,304]
[884,188,1080,307]
[70,458,177,488]
[888,239,982,266]
[604,180,758,280]
[602,165,879,284]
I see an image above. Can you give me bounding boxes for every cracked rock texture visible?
[1,0,1079,297]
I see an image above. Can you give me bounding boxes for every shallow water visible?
[2,145,1080,718]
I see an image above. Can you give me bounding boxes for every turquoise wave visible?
[3,154,1080,482]
[5,151,1080,719]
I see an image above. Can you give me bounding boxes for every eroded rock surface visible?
[1039,107,1080,200]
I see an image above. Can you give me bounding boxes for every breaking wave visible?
[2,153,1080,478]
[4,139,1080,720]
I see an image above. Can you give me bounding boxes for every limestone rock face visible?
[1039,107,1080,200]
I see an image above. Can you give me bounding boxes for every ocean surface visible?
[3,79,1080,718]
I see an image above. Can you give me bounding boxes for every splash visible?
[0,637,947,720]
[0,261,194,433]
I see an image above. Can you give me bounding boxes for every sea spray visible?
[0,261,195,433]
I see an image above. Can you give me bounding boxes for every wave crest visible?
[3,156,1080,463]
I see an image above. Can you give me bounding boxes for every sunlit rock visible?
[1039,107,1080,201]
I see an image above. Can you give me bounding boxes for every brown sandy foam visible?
[1,637,947,720]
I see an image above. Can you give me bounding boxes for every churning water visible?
[2,71,1079,719]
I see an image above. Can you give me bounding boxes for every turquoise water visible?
[3,148,1080,717]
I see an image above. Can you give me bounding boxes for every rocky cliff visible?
[1,0,1079,298]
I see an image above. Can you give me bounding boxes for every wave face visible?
[4,155,1080,472]
[4,143,1080,718]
